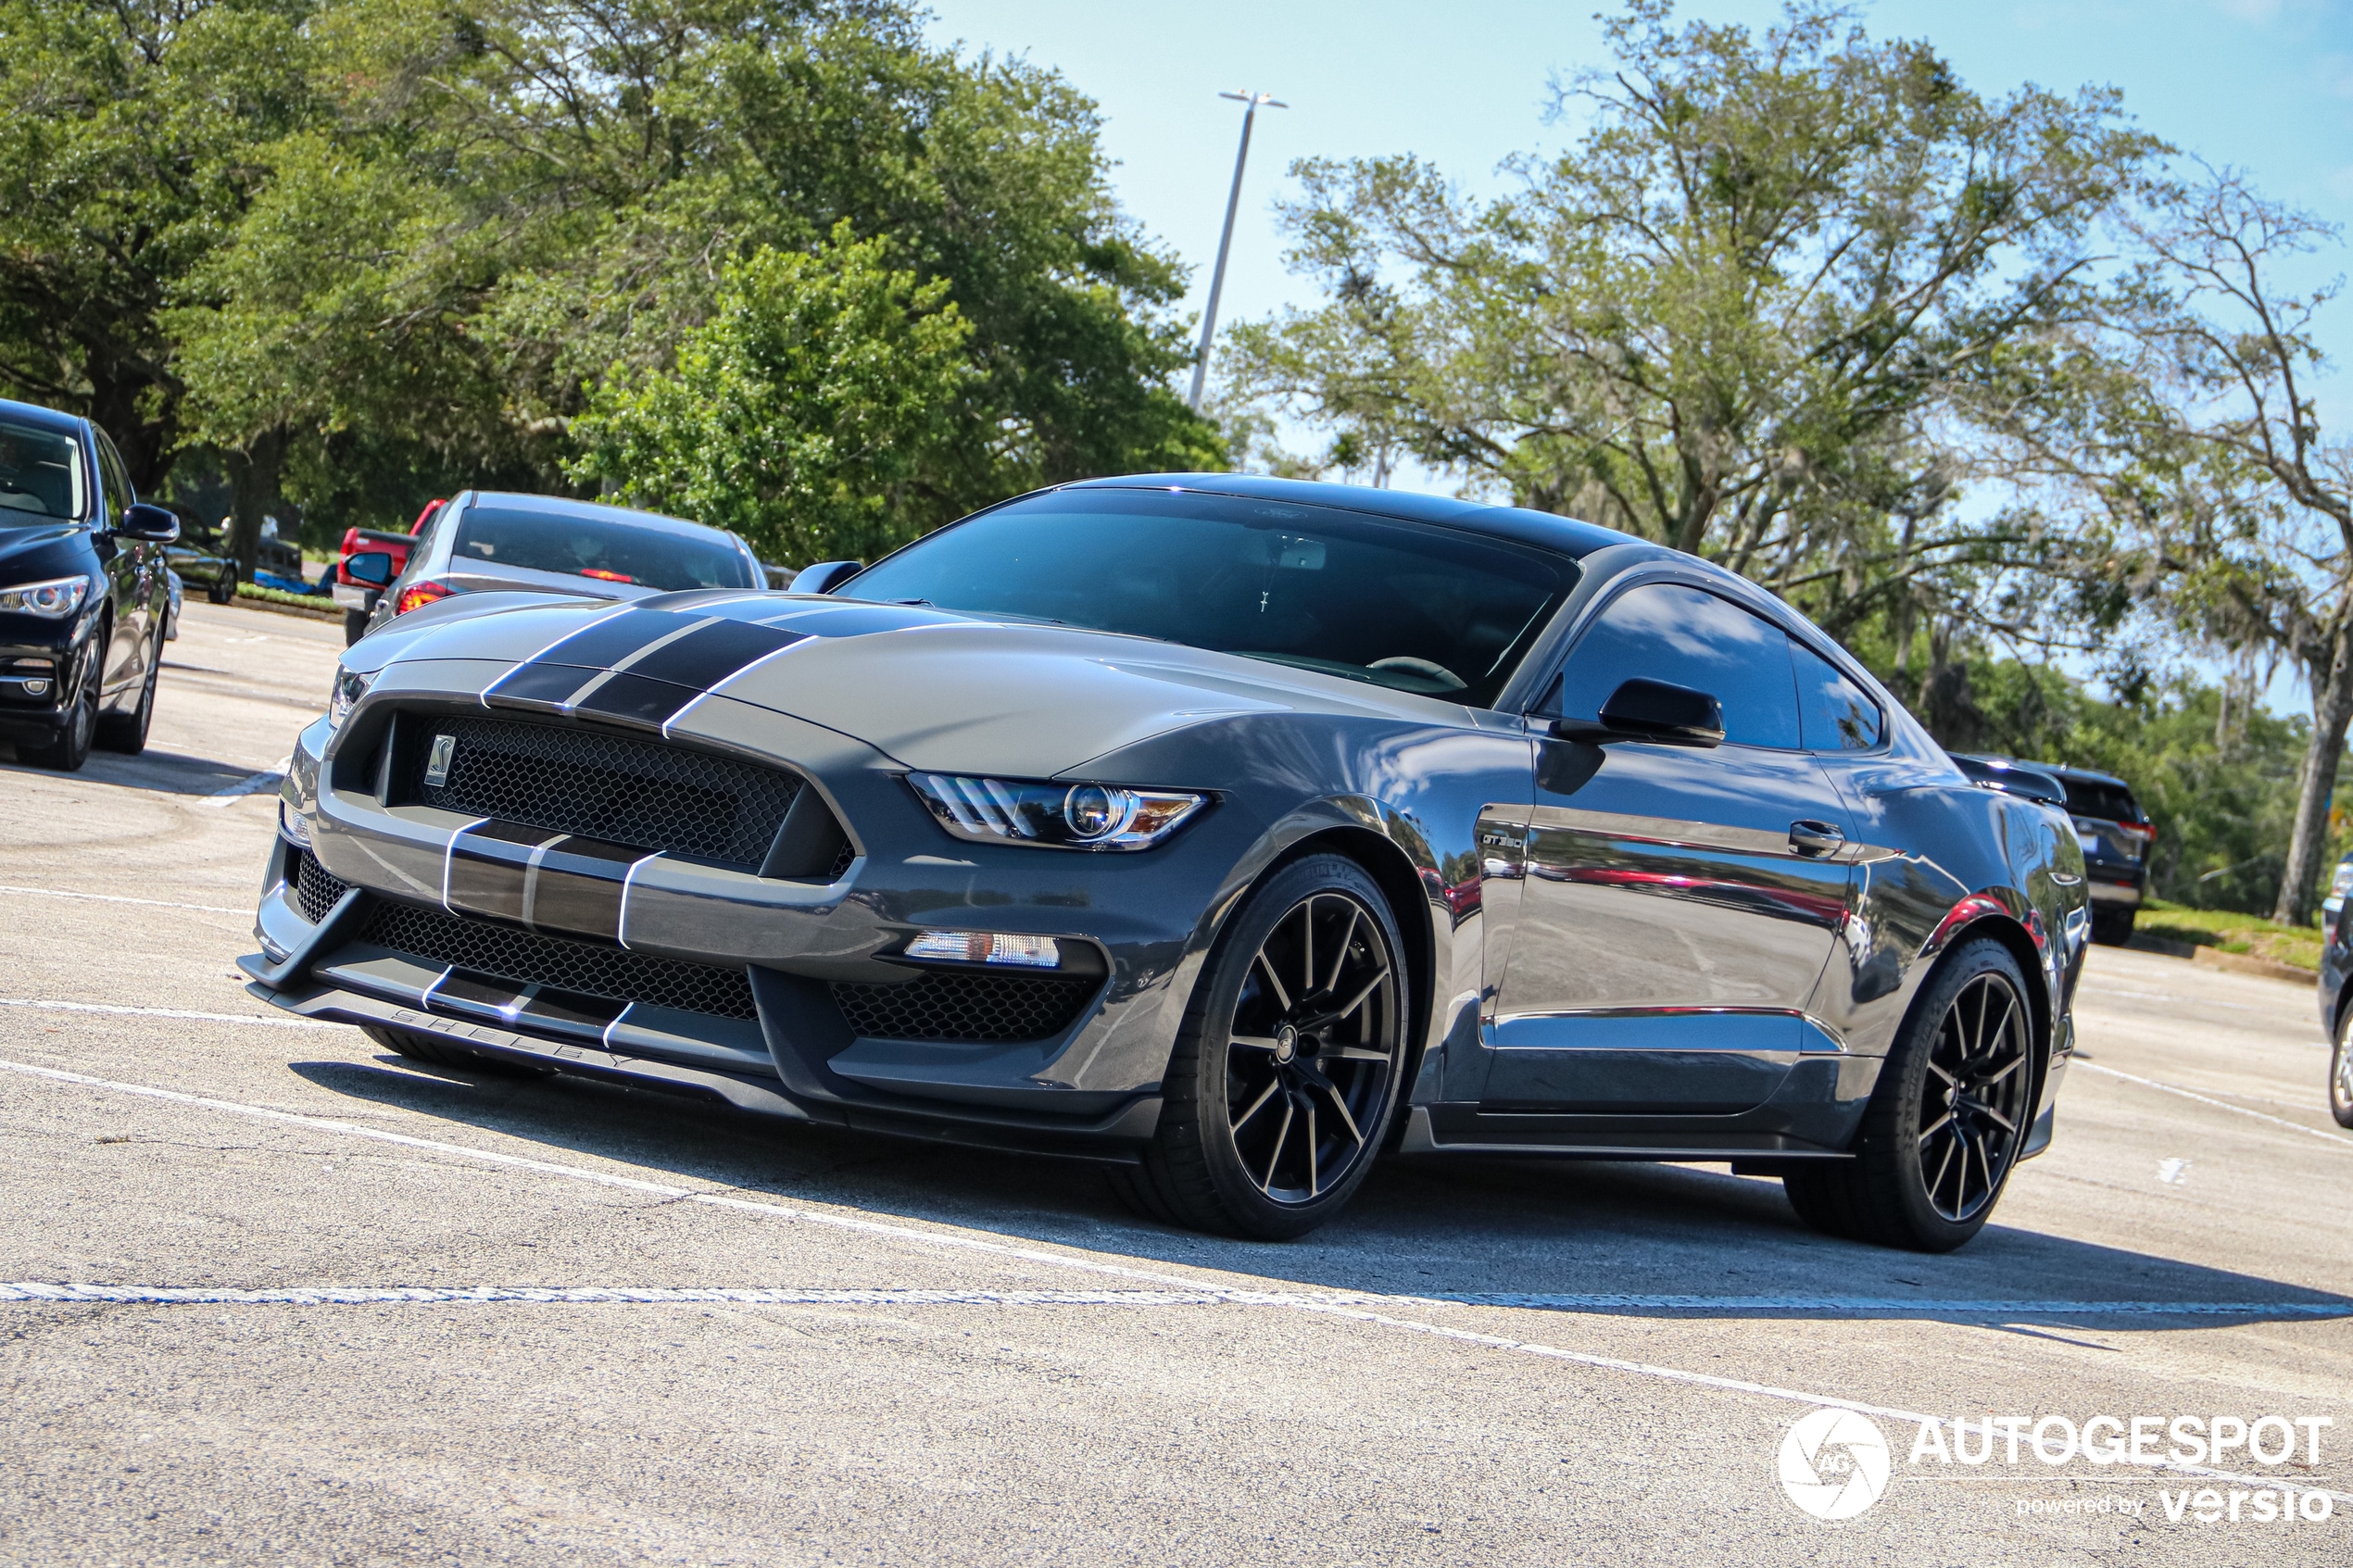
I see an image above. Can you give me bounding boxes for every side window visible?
[94,430,133,517]
[1793,641,1882,751]
[1553,582,1800,749]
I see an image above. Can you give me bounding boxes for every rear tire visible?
[363,1022,555,1079]
[208,567,237,605]
[2331,1010,2353,1131]
[343,608,370,646]
[2091,907,2135,946]
[1114,854,1409,1240]
[1783,937,2034,1251]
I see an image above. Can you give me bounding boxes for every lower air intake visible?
[295,850,352,924]
[831,971,1098,1043]
[360,901,758,1022]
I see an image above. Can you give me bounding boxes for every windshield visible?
[451,506,756,592]
[0,420,89,524]
[844,489,1577,708]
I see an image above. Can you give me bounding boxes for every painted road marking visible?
[2079,1060,2353,1151]
[0,999,334,1031]
[1,1054,2346,1507]
[197,755,290,806]
[0,884,246,917]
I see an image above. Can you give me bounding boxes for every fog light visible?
[905,931,1062,968]
[279,798,312,848]
[19,678,48,696]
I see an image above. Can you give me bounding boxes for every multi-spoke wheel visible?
[2331,1010,2353,1130]
[1113,854,1409,1239]
[1783,937,2036,1251]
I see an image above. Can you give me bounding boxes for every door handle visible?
[1789,820,1845,857]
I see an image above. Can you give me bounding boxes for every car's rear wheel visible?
[1113,854,1408,1240]
[2091,907,2135,946]
[363,1022,555,1079]
[343,608,370,646]
[2331,1010,2353,1130]
[1783,937,2034,1251]
[208,566,238,605]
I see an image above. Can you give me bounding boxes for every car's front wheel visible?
[20,659,98,771]
[2330,1009,2353,1130]
[208,566,237,605]
[1114,854,1409,1240]
[1783,936,2035,1251]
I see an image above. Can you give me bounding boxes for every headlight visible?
[908,772,1206,850]
[328,665,371,730]
[0,575,93,619]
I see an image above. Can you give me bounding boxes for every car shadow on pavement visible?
[0,746,271,796]
[284,1054,2353,1333]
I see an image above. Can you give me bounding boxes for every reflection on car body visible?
[248,474,2089,1250]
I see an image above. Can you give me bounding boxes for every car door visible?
[1479,579,1854,1115]
[91,426,149,693]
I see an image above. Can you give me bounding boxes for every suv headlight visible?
[0,575,93,619]
[328,665,371,730]
[908,772,1206,850]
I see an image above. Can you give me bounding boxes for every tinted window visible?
[843,488,1577,708]
[1793,641,1882,750]
[94,431,134,516]
[2061,778,2140,823]
[452,506,755,592]
[0,420,90,522]
[1554,583,1800,748]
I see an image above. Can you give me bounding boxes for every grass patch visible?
[2136,899,2323,972]
[234,581,339,617]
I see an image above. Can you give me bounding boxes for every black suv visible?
[0,396,181,770]
[1961,756,2151,944]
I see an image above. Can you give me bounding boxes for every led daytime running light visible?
[906,772,1205,851]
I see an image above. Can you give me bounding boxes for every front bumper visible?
[241,683,1258,1157]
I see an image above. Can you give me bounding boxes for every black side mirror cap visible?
[788,560,863,595]
[1550,677,1726,748]
[119,502,181,543]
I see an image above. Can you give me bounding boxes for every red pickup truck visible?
[331,499,442,645]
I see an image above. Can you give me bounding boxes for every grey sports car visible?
[244,475,2089,1249]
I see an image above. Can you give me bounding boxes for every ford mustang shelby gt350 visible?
[245,474,2088,1249]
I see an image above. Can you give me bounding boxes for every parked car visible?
[165,519,240,604]
[360,491,764,635]
[253,474,2090,1251]
[332,500,439,645]
[2317,856,2353,1129]
[0,395,180,769]
[1958,757,2148,945]
[164,568,182,641]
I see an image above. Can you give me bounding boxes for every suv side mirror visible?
[788,559,863,595]
[119,502,181,543]
[1551,678,1726,748]
[343,550,394,586]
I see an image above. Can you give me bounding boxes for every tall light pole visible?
[1188,89,1285,411]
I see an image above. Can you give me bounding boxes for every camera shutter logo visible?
[1780,1408,1892,1520]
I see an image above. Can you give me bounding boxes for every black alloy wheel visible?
[2331,1010,2353,1131]
[1783,936,2035,1251]
[95,628,159,754]
[1114,854,1409,1239]
[20,654,98,771]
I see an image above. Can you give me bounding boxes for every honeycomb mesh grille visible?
[294,850,351,924]
[361,901,758,1021]
[405,715,799,869]
[831,971,1097,1043]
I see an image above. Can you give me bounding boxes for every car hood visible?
[366,591,1470,777]
[0,521,94,585]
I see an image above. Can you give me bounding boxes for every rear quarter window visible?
[2062,780,2140,822]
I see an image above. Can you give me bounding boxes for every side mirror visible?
[119,502,181,543]
[1551,678,1726,748]
[343,550,394,586]
[788,559,863,595]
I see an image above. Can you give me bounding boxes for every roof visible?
[468,491,739,543]
[0,396,88,437]
[1962,753,2137,791]
[1072,473,1638,559]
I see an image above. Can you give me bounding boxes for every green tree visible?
[570,225,974,563]
[1225,0,2152,634]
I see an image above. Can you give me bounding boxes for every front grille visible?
[402,715,799,870]
[832,971,1097,1043]
[361,901,758,1021]
[294,850,352,923]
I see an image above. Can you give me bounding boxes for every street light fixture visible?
[1188,89,1286,412]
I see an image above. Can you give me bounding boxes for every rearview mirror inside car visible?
[1550,678,1726,748]
[343,550,394,586]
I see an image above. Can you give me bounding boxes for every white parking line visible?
[197,756,289,806]
[2078,1060,2353,1150]
[0,884,247,917]
[0,999,334,1031]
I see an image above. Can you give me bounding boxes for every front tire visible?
[208,566,237,605]
[2331,1009,2353,1130]
[363,1022,554,1079]
[1113,854,1410,1240]
[21,660,97,771]
[1784,937,2035,1251]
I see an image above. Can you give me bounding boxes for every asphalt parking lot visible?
[3,597,2349,1564]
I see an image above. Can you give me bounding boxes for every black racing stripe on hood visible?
[569,671,704,731]
[625,618,806,688]
[483,609,812,728]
